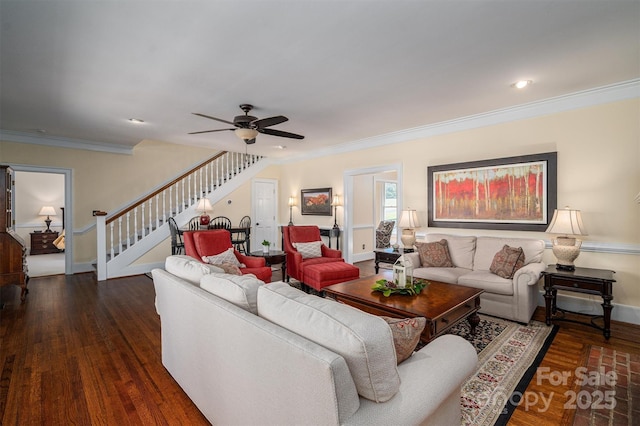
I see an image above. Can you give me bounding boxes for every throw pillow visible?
[257,282,400,402]
[381,316,426,364]
[211,262,243,275]
[415,239,454,267]
[490,245,525,279]
[202,247,245,268]
[200,273,264,314]
[292,241,323,259]
[164,255,225,285]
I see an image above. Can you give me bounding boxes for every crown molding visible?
[0,129,135,155]
[278,78,640,164]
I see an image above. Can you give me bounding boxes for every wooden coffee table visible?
[324,272,484,344]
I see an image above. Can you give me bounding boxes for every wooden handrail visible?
[106,151,227,225]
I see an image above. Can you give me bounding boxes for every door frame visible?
[343,163,403,264]
[9,164,73,275]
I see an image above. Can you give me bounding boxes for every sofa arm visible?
[405,252,421,268]
[237,252,267,268]
[345,335,477,425]
[514,262,546,287]
[321,245,342,258]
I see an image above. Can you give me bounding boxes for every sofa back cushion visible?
[165,255,224,285]
[425,234,476,270]
[474,236,545,271]
[200,273,264,314]
[257,282,400,402]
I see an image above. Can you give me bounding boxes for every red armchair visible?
[282,225,344,284]
[184,230,272,283]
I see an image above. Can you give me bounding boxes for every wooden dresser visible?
[1,165,29,301]
[30,231,60,255]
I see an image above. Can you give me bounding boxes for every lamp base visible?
[400,230,415,248]
[551,236,582,271]
[555,263,576,272]
[44,217,53,232]
[199,215,210,226]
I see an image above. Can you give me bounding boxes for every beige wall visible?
[1,98,638,309]
[273,99,640,308]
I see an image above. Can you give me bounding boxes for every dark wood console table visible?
[319,227,340,250]
[542,266,615,339]
[374,247,414,273]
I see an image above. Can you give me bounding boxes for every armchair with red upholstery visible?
[282,225,344,283]
[183,230,272,283]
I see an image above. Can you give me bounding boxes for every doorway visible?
[10,165,73,275]
[343,163,403,264]
[251,178,278,251]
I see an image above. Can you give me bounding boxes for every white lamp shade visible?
[39,206,57,216]
[398,209,420,228]
[196,198,212,213]
[331,195,341,206]
[288,196,296,207]
[546,207,587,236]
[235,128,259,140]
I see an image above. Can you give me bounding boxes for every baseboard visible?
[72,262,96,274]
[537,291,640,326]
[351,251,375,263]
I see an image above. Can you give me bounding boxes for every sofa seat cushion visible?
[412,267,470,285]
[457,270,514,296]
[257,282,400,402]
[165,255,224,285]
[200,273,264,314]
[425,234,476,270]
[303,262,360,291]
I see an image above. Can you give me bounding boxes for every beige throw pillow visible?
[292,241,323,259]
[490,245,525,279]
[381,316,427,364]
[416,239,454,267]
[202,247,245,268]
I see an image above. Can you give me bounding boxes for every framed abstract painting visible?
[427,152,557,231]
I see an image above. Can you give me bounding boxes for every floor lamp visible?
[288,196,296,226]
[331,195,341,230]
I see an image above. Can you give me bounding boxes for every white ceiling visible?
[1,0,639,159]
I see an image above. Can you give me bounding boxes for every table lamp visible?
[196,198,213,226]
[39,206,57,232]
[331,195,341,230]
[546,206,587,271]
[288,196,296,226]
[398,209,420,247]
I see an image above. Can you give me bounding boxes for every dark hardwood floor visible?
[1,262,638,425]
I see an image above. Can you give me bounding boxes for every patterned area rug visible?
[571,346,639,425]
[444,315,558,426]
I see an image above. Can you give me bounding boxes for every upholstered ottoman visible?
[303,262,360,292]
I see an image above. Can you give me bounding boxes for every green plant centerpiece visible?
[261,240,270,253]
[372,277,429,297]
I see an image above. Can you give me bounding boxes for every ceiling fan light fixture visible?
[235,128,259,140]
[512,80,533,89]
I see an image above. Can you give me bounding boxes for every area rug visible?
[445,315,558,426]
[570,345,639,425]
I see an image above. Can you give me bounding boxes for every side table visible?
[250,250,286,282]
[541,266,616,339]
[373,247,414,273]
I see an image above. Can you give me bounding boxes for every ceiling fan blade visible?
[192,112,236,126]
[259,128,305,140]
[252,115,288,129]
[188,128,235,135]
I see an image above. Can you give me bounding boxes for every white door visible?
[252,179,278,250]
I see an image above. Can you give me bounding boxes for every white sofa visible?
[152,255,478,425]
[406,233,546,324]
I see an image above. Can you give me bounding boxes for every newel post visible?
[94,210,108,281]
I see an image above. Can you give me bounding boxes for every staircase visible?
[95,151,270,280]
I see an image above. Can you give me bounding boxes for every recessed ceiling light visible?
[512,80,533,89]
[274,145,287,150]
[128,118,145,124]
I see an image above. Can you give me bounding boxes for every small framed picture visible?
[301,188,332,216]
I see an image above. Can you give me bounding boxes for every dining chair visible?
[209,216,232,230]
[168,217,185,255]
[232,215,251,254]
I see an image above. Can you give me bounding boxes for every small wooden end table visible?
[250,250,286,282]
[373,247,414,273]
[542,266,616,339]
[324,272,483,344]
